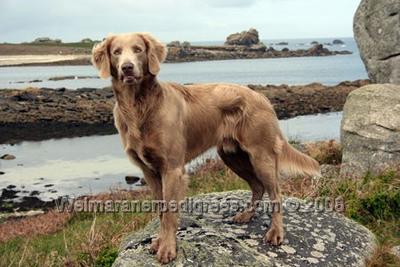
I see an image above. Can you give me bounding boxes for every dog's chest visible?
[125,135,164,172]
[115,110,163,170]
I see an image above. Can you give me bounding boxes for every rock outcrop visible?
[332,39,345,45]
[341,84,400,177]
[113,191,376,266]
[167,41,191,48]
[164,28,351,63]
[225,28,260,46]
[354,0,400,84]
[308,44,331,56]
[165,44,351,63]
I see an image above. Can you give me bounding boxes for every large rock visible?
[307,44,329,56]
[354,0,400,84]
[113,191,376,267]
[341,84,400,177]
[225,28,260,46]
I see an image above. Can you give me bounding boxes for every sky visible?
[0,0,362,43]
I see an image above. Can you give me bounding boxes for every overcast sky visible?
[0,0,361,43]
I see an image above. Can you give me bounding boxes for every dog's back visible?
[173,82,320,178]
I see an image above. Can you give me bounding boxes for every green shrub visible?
[95,247,119,267]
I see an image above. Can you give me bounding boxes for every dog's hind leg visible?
[246,147,284,246]
[217,143,265,224]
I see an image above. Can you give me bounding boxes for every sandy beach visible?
[0,55,91,67]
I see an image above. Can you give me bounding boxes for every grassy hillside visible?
[0,42,93,56]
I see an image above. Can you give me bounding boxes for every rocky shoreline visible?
[0,80,369,144]
[0,43,351,67]
[165,43,351,63]
[0,44,352,67]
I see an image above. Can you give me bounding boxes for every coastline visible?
[0,79,369,144]
[0,43,351,67]
[0,55,91,67]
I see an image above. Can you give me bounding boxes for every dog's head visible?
[92,33,167,85]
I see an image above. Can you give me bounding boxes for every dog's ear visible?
[140,33,167,76]
[92,36,114,79]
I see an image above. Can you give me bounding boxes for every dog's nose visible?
[121,63,134,73]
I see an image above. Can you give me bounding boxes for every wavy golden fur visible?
[92,32,320,264]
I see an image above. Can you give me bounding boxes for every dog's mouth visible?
[121,74,140,85]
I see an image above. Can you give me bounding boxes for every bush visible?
[95,247,119,267]
[314,170,400,223]
[304,140,342,165]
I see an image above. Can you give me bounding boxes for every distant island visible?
[0,28,351,67]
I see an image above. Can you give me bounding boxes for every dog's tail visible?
[276,138,321,177]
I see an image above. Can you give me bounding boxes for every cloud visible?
[204,0,259,8]
[0,0,360,43]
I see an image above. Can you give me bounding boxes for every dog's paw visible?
[156,241,177,264]
[149,237,160,254]
[264,227,284,246]
[233,210,255,224]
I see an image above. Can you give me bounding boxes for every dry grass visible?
[66,212,154,266]
[81,188,150,202]
[23,87,41,94]
[302,139,342,165]
[0,189,154,266]
[8,87,41,97]
[0,189,151,244]
[188,158,249,195]
[0,211,72,243]
[280,175,319,199]
[365,227,400,267]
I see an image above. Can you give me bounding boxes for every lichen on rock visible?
[341,84,400,177]
[113,191,376,266]
[354,0,400,84]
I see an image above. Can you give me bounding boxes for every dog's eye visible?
[133,46,143,53]
[113,49,122,56]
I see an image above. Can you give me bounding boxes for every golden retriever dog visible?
[92,33,320,264]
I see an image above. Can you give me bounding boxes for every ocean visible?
[0,37,367,89]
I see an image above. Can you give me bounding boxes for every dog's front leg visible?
[156,168,186,264]
[139,168,164,254]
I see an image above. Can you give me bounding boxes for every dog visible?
[92,33,320,264]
